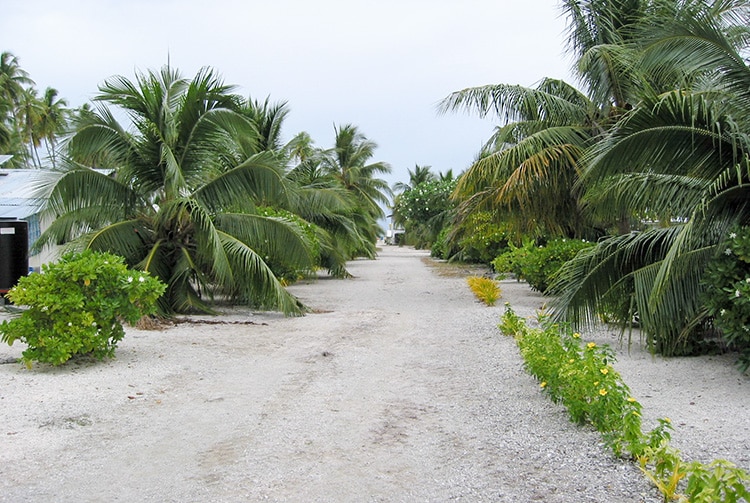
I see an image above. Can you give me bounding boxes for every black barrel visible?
[0,219,28,295]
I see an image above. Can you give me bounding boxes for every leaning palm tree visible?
[37,65,313,315]
[550,1,750,355]
[439,78,606,240]
[284,156,368,277]
[440,0,663,242]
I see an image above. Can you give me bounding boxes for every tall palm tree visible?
[320,123,392,257]
[562,0,646,112]
[16,87,44,167]
[550,0,750,355]
[35,87,69,168]
[0,52,35,165]
[38,65,313,315]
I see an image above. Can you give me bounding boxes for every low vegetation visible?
[466,276,500,306]
[499,305,750,502]
[492,239,594,293]
[0,251,165,367]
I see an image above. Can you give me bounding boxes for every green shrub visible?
[1,250,166,367]
[499,307,642,457]
[492,241,534,279]
[456,212,510,263]
[702,227,750,370]
[493,238,594,292]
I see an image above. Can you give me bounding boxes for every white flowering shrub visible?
[702,227,750,370]
[392,180,457,247]
[0,250,165,367]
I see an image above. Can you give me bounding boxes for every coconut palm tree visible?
[549,0,750,355]
[38,65,313,315]
[392,164,436,193]
[35,87,69,168]
[562,0,646,112]
[439,78,605,240]
[320,123,392,257]
[0,52,35,165]
[239,96,289,154]
[440,0,669,242]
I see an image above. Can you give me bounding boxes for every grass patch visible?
[467,276,501,306]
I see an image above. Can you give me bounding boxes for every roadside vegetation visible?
[394,0,750,373]
[0,58,391,315]
[499,305,749,502]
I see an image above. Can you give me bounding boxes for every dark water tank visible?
[0,219,28,295]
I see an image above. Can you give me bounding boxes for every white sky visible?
[2,0,577,187]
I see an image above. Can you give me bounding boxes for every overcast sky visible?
[2,0,576,188]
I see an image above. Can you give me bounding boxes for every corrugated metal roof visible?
[0,169,46,219]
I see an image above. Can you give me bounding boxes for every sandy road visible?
[2,245,735,502]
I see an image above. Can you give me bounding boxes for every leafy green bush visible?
[1,250,166,367]
[430,227,451,259]
[702,227,750,370]
[493,238,594,292]
[498,305,749,501]
[455,212,510,263]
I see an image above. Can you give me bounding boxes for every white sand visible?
[0,246,747,502]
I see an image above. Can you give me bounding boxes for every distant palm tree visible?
[320,123,392,257]
[36,87,69,168]
[393,164,435,193]
[16,87,44,167]
[39,65,313,315]
[0,52,35,165]
[438,169,455,182]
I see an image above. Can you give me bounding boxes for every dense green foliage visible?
[702,227,750,370]
[3,64,392,315]
[0,251,165,367]
[452,211,510,263]
[493,239,594,292]
[437,0,750,363]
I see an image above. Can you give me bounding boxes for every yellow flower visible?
[572,332,581,339]
[600,368,609,375]
[599,388,607,396]
[568,359,575,364]
[84,278,91,286]
[627,397,637,403]
[664,417,671,424]
[540,382,547,388]
[632,411,640,417]
[587,342,596,350]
